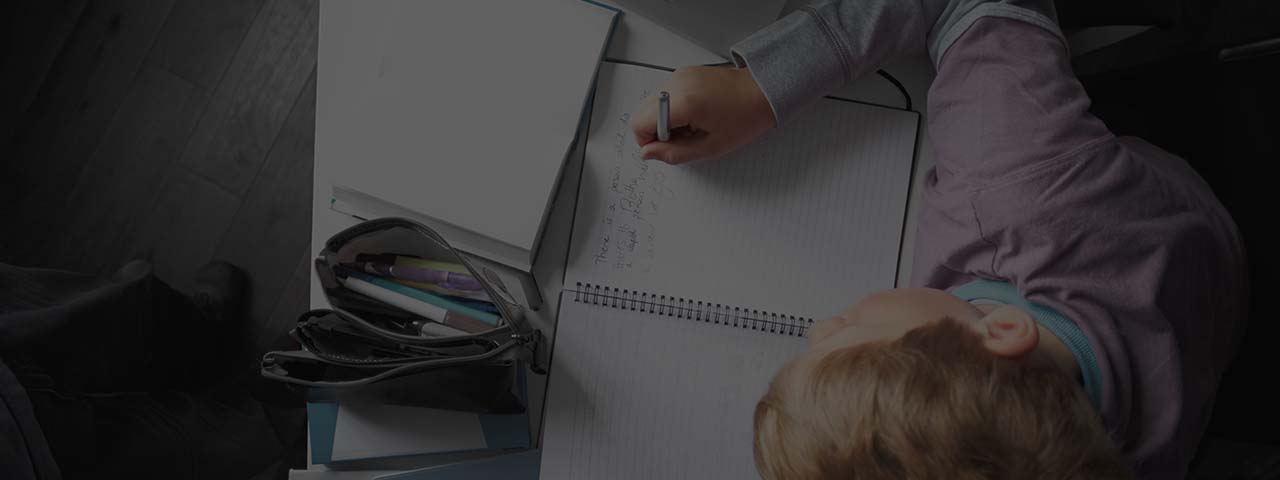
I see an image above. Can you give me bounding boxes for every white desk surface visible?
[304,0,936,475]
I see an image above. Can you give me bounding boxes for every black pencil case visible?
[260,218,544,414]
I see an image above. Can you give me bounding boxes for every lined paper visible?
[541,298,806,479]
[564,62,919,320]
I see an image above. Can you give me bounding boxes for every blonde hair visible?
[754,317,1132,480]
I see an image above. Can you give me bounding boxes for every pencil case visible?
[260,218,545,414]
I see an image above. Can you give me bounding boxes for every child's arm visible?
[631,0,1062,164]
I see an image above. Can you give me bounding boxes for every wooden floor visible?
[2,2,314,475]
[2,0,315,360]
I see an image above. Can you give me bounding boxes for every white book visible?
[539,61,920,479]
[606,0,787,58]
[318,0,620,273]
[306,399,529,466]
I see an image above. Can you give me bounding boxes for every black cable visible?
[875,69,913,111]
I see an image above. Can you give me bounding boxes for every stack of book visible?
[299,370,534,474]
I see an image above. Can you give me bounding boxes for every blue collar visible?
[949,280,1103,410]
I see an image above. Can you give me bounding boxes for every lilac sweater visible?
[731,3,1248,478]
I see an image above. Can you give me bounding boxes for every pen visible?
[342,261,484,291]
[658,91,670,142]
[337,271,497,333]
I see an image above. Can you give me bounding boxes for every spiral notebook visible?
[539,62,920,478]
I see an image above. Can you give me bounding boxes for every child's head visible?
[754,288,1132,479]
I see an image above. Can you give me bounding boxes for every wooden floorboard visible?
[179,0,319,196]
[261,251,312,354]
[51,65,210,275]
[146,0,268,90]
[7,0,178,264]
[5,0,316,475]
[115,165,243,294]
[0,2,84,214]
[215,70,316,340]
[0,1,88,145]
[4,0,318,347]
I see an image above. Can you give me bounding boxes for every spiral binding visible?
[571,282,813,337]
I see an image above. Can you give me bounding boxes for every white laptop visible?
[611,0,788,58]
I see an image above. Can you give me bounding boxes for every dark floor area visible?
[2,0,314,368]
[2,0,316,477]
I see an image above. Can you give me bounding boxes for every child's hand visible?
[630,66,775,164]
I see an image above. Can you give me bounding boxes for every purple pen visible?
[343,262,483,291]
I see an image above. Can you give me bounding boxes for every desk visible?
[303,0,936,476]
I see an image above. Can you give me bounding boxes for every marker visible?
[339,273,495,334]
[342,261,483,291]
[414,320,468,337]
[658,91,670,142]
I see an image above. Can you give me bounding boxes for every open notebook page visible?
[563,62,919,320]
[540,62,919,479]
[540,297,807,479]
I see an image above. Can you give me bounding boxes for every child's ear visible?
[975,305,1039,359]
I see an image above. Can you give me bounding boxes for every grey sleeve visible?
[730,0,1064,123]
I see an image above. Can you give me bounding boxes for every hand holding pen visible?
[629,66,775,165]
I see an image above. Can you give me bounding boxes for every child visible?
[630,1,1248,478]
